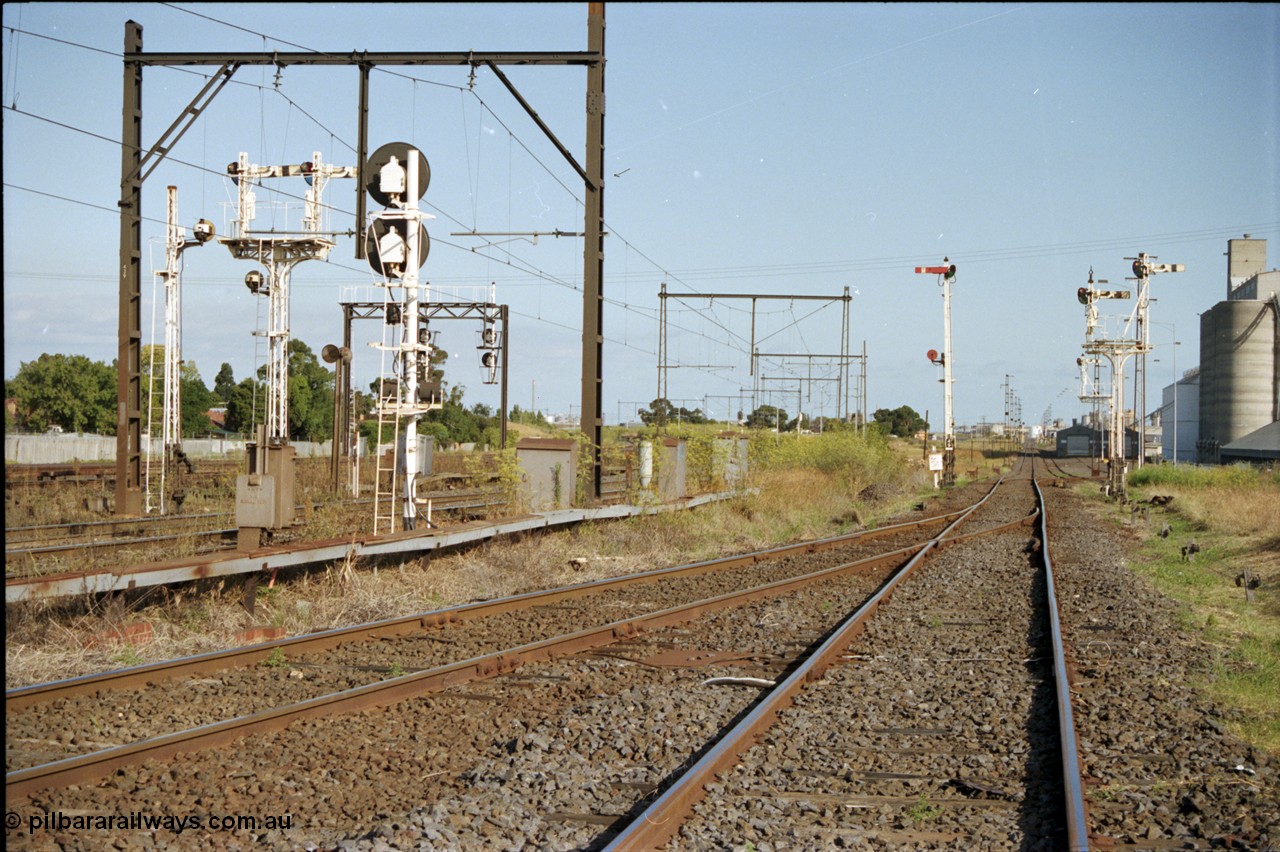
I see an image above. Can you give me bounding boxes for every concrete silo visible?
[1196,237,1280,462]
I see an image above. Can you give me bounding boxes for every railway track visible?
[608,457,1085,849]
[3,489,509,579]
[5,457,1276,849]
[5,467,632,580]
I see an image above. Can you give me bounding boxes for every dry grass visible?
[1147,485,1280,539]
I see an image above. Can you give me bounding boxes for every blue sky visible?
[4,3,1277,428]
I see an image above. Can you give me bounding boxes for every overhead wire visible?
[11,13,1277,405]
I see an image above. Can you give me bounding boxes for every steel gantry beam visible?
[340,300,511,454]
[116,6,608,514]
[657,286,855,426]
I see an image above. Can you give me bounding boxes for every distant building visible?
[1196,236,1280,463]
[1221,421,1280,464]
[1154,368,1199,464]
[1055,418,1138,459]
[206,407,228,431]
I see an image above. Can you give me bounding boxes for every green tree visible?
[871,405,928,438]
[639,397,707,426]
[509,404,550,428]
[224,377,266,436]
[744,404,788,431]
[285,340,334,442]
[213,362,236,402]
[247,340,334,441]
[180,362,216,437]
[5,353,116,433]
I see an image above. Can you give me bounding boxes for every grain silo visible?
[1196,237,1280,463]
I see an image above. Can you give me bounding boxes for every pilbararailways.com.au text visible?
[14,811,292,835]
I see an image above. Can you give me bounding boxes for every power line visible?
[3,182,175,227]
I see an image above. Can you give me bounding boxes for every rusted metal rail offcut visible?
[5,492,740,603]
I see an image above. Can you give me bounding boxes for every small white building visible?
[1156,368,1200,464]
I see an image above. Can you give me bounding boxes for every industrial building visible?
[1193,236,1280,464]
[1056,418,1138,459]
[1154,368,1200,464]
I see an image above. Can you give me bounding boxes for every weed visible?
[388,661,405,679]
[111,645,143,668]
[819,600,833,614]
[907,794,943,825]
[926,615,942,629]
[1089,784,1121,802]
[260,647,287,669]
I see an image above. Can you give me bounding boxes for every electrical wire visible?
[8,17,1278,406]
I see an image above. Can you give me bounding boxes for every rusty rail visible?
[6,507,965,711]
[1032,471,1091,851]
[599,477,1004,850]
[9,513,1007,802]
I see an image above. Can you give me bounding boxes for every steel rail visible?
[5,511,226,537]
[6,494,506,560]
[601,476,1009,851]
[6,527,237,557]
[1032,472,1091,851]
[8,506,1029,803]
[7,487,676,603]
[6,507,967,711]
[4,487,509,545]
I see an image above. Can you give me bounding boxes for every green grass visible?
[1119,473,1280,757]
[110,645,144,668]
[1129,463,1278,490]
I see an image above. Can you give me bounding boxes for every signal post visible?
[915,259,957,486]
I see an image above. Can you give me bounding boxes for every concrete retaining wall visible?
[5,434,331,464]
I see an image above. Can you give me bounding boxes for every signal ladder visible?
[372,295,405,535]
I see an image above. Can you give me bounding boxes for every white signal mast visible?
[915,259,957,486]
[148,186,213,514]
[1125,252,1184,468]
[1078,253,1182,497]
[363,145,439,533]
[222,151,356,442]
